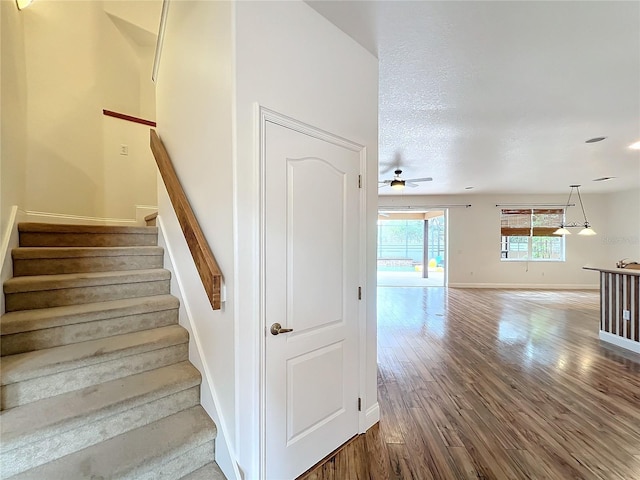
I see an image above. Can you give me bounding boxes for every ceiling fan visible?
[379,169,433,190]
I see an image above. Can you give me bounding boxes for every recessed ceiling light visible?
[585,137,607,143]
[464,186,474,190]
[629,141,640,150]
[593,177,616,182]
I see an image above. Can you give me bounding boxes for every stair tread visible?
[7,406,216,480]
[18,223,158,235]
[181,462,226,480]
[1,362,201,450]
[0,295,179,336]
[12,246,163,259]
[3,268,170,294]
[1,325,188,385]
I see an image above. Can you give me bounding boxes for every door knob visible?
[270,323,293,335]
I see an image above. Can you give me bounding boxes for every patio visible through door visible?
[377,210,446,287]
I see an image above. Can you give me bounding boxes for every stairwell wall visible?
[0,0,27,243]
[155,1,378,478]
[154,1,237,478]
[1,0,158,225]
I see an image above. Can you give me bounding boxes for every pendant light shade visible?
[578,226,597,236]
[553,185,596,236]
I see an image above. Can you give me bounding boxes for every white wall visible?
[379,192,612,288]
[601,187,640,264]
[155,1,236,477]
[235,2,378,478]
[156,2,378,479]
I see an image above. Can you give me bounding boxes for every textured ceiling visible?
[307,1,640,196]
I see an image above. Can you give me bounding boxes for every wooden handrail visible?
[104,109,157,127]
[150,129,223,310]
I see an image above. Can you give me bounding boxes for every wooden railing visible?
[103,109,157,127]
[150,130,223,310]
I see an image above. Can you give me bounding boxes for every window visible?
[500,209,564,261]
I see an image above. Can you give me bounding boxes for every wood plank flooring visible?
[298,288,640,480]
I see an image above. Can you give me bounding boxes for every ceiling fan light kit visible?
[390,179,406,190]
[379,168,433,191]
[553,185,596,236]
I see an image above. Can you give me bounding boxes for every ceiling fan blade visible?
[403,177,433,183]
[406,182,420,188]
[378,180,392,184]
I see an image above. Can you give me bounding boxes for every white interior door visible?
[264,119,361,479]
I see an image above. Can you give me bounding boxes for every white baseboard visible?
[448,283,599,290]
[599,331,640,355]
[363,402,380,432]
[23,205,158,227]
[135,205,159,224]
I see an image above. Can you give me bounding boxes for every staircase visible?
[0,223,225,479]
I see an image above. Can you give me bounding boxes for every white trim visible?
[258,106,367,479]
[156,215,241,480]
[22,207,157,226]
[599,331,640,355]
[152,0,170,83]
[1,206,23,314]
[135,205,159,225]
[448,283,599,290]
[364,402,380,429]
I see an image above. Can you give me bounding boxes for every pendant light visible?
[553,185,596,236]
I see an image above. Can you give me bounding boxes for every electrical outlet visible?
[120,144,129,156]
[623,310,631,321]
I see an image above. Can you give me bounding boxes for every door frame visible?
[257,106,368,479]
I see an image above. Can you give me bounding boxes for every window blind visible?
[501,209,564,237]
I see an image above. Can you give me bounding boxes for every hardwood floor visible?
[298,288,640,480]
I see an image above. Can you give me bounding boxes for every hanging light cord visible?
[562,187,574,225]
[575,186,589,225]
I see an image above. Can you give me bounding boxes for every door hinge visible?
[358,397,362,411]
[358,286,362,300]
[358,175,362,188]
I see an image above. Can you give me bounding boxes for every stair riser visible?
[13,255,164,276]
[5,280,171,312]
[1,344,188,409]
[136,441,215,480]
[19,232,158,248]
[1,386,200,478]
[1,309,178,355]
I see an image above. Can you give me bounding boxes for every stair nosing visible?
[1,325,189,385]
[18,223,158,234]
[12,246,164,260]
[1,361,201,451]
[3,268,171,294]
[0,295,179,336]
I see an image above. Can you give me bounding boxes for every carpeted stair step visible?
[12,246,164,276]
[181,463,226,480]
[1,295,179,355]
[3,269,171,312]
[0,362,202,477]
[1,325,189,409]
[5,405,217,480]
[18,223,158,247]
